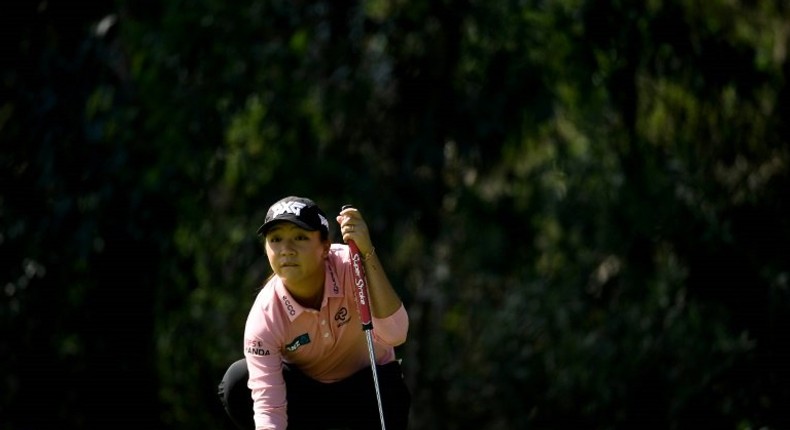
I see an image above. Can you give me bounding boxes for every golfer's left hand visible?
[337,207,374,255]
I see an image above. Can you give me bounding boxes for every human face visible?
[264,222,328,289]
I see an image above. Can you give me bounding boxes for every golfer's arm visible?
[362,251,402,318]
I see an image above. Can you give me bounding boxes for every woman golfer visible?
[218,196,411,429]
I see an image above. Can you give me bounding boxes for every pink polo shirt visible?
[243,243,409,430]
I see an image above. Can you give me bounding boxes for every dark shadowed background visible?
[2,1,789,428]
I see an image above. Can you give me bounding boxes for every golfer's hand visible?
[337,207,374,255]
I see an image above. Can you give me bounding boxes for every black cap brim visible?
[256,217,319,237]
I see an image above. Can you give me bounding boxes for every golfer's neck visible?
[286,274,325,310]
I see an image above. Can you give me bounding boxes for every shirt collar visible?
[325,259,344,299]
[274,279,305,321]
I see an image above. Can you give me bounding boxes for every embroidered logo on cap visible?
[319,213,329,230]
[271,201,307,217]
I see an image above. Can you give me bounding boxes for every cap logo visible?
[271,201,307,218]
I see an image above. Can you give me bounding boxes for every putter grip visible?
[342,205,374,330]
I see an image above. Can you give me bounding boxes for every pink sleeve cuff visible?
[371,303,409,346]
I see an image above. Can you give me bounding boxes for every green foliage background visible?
[2,0,788,428]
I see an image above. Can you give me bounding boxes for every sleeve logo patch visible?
[246,339,270,356]
[285,333,311,352]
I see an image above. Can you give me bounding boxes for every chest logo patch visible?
[334,306,350,328]
[285,333,311,352]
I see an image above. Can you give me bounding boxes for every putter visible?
[342,204,387,430]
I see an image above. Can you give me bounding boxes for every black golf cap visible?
[256,196,329,237]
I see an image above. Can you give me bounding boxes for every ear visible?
[322,241,331,257]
